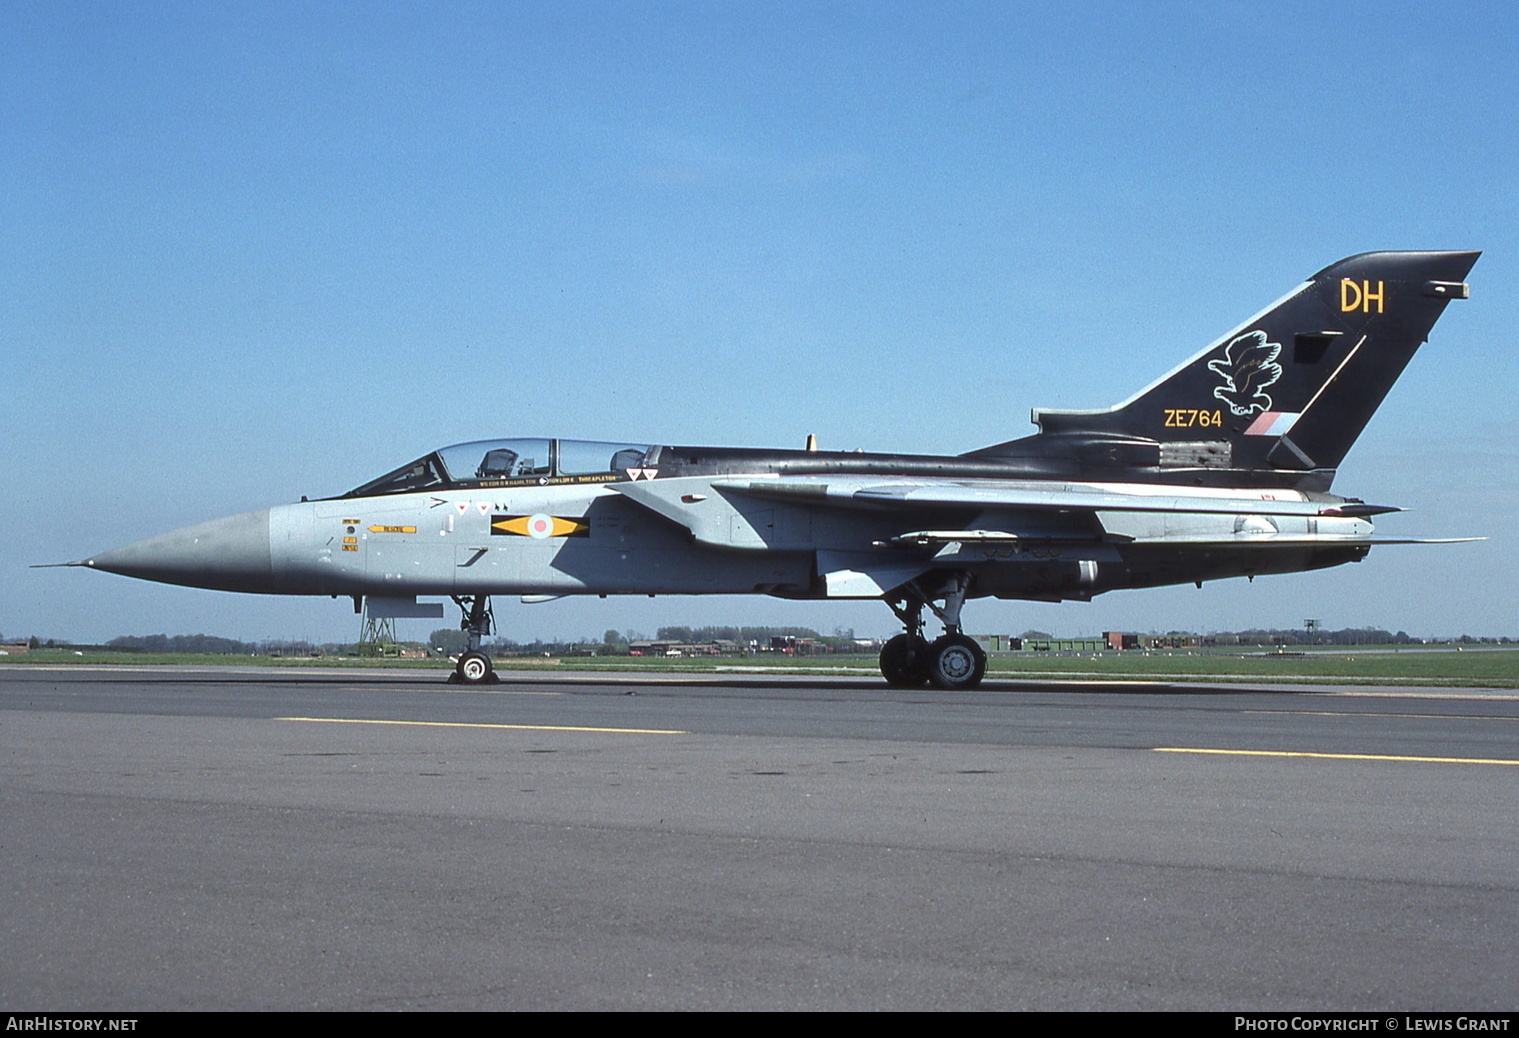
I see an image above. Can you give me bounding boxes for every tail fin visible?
[1022,251,1478,479]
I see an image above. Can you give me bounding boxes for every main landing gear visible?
[449,594,500,684]
[879,574,987,690]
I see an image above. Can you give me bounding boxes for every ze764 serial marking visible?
[1163,408,1224,428]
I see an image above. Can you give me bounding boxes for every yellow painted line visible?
[1155,747,1519,766]
[277,716,686,735]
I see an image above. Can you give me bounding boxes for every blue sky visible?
[4,1,1516,644]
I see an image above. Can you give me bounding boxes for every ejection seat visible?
[477,449,519,478]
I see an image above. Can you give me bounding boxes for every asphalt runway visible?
[2,665,1517,1010]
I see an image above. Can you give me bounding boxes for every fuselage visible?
[81,436,1374,605]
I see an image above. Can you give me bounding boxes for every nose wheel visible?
[454,650,495,684]
[448,595,500,684]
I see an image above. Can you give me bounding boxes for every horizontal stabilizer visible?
[1317,503,1402,518]
[1354,537,1483,545]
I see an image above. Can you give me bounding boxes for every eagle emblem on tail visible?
[1208,330,1282,416]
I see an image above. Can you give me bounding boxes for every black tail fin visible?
[1018,251,1478,481]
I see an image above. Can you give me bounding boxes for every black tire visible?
[927,634,986,690]
[879,634,932,687]
[456,650,494,684]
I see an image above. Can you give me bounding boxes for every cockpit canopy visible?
[345,438,655,497]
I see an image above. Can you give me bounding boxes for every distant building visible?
[1012,637,1106,654]
[1103,632,1202,651]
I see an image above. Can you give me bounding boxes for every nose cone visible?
[85,508,275,593]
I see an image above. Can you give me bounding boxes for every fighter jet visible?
[64,251,1478,688]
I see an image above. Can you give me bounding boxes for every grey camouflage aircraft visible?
[64,251,1479,688]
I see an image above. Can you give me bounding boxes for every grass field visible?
[5,646,1518,688]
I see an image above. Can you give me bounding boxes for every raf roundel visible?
[527,514,554,539]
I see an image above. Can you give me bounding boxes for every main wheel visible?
[456,650,494,684]
[879,634,932,687]
[927,634,986,690]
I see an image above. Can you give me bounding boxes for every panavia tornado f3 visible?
[63,251,1479,688]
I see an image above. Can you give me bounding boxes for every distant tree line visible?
[104,634,322,655]
[426,624,865,656]
[108,633,254,654]
[1220,627,1419,646]
[6,624,1511,657]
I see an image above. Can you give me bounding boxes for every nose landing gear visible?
[448,594,500,684]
